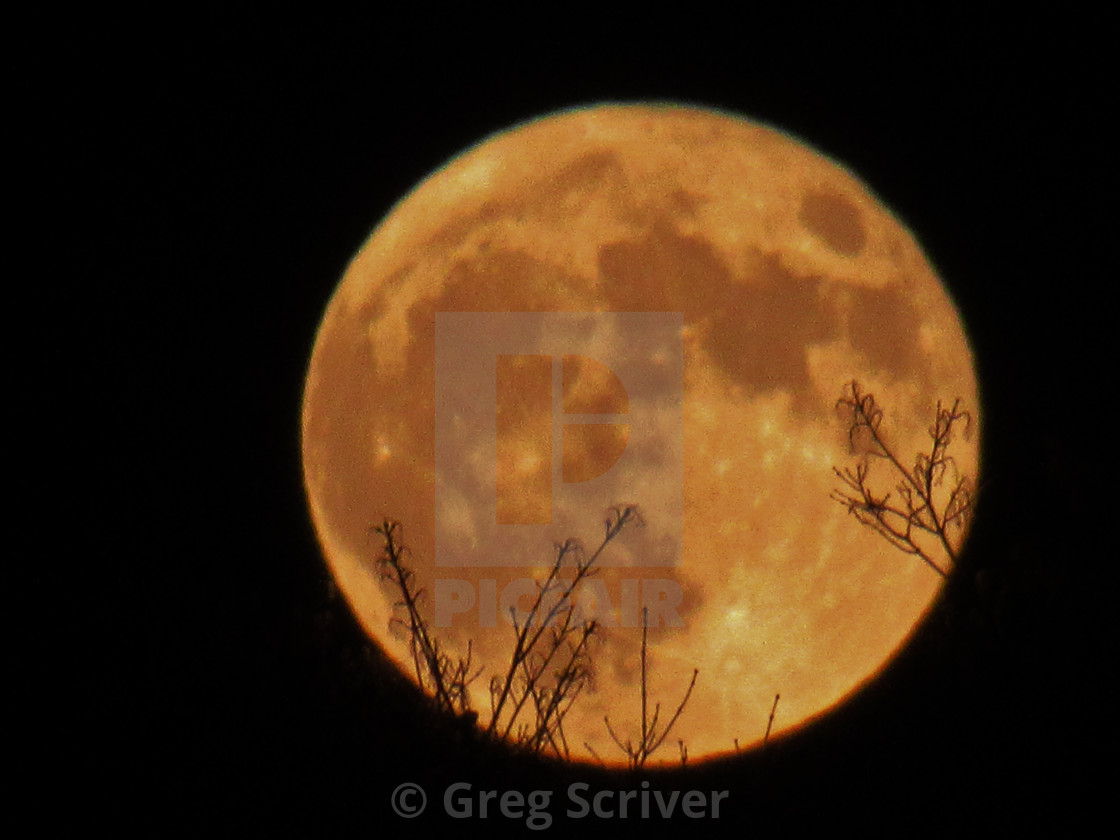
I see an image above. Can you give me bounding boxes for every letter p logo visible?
[435,312,683,568]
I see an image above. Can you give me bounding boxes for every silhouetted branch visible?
[374,519,480,717]
[605,606,699,768]
[583,741,605,766]
[764,693,780,744]
[373,506,648,761]
[487,506,642,757]
[831,381,975,575]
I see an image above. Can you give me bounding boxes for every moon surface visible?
[301,104,979,765]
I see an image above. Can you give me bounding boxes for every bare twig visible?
[831,381,975,575]
[372,506,645,760]
[764,693,780,745]
[487,506,642,756]
[374,519,480,716]
[583,741,605,766]
[605,606,699,768]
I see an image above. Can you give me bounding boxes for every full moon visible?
[301,104,978,765]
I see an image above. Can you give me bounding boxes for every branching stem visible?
[831,380,974,576]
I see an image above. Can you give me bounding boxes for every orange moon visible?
[301,104,978,764]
